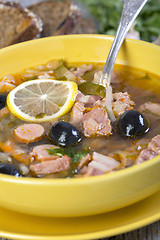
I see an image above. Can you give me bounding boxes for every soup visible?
[0,60,160,178]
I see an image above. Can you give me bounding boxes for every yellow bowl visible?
[0,35,160,217]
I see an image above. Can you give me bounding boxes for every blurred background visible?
[18,0,160,43]
[0,0,160,49]
[79,0,160,42]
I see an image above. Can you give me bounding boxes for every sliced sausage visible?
[29,144,59,162]
[30,155,71,175]
[13,124,45,144]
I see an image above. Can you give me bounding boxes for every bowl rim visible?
[0,154,160,185]
[1,33,160,52]
[0,34,160,184]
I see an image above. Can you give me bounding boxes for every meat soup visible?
[0,60,160,178]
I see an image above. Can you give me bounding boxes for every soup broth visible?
[0,60,160,178]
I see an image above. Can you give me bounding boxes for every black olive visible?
[117,109,150,138]
[0,95,7,109]
[49,121,81,146]
[0,162,22,177]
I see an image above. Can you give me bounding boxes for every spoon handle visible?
[99,0,148,87]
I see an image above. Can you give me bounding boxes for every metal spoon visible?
[99,0,148,122]
[100,0,148,87]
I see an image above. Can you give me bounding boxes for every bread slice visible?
[72,18,96,34]
[29,0,70,37]
[29,0,96,36]
[54,4,81,35]
[0,1,43,48]
[29,0,81,37]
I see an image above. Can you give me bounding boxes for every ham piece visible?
[30,155,71,175]
[73,64,92,78]
[138,102,160,117]
[136,135,160,164]
[75,90,100,108]
[84,152,120,176]
[82,106,112,137]
[112,92,135,117]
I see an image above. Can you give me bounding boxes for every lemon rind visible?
[7,79,78,122]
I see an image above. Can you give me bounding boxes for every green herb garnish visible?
[80,0,160,42]
[46,147,89,163]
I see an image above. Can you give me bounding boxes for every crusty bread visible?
[72,18,96,34]
[29,0,96,36]
[54,4,81,35]
[29,0,74,37]
[0,1,43,48]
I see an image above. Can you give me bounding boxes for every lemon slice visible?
[7,79,78,122]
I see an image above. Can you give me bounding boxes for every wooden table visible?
[106,221,160,240]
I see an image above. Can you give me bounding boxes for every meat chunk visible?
[92,152,120,167]
[84,165,105,176]
[82,106,112,137]
[70,101,86,127]
[29,144,59,162]
[30,155,71,175]
[135,135,160,164]
[148,135,160,155]
[76,90,100,108]
[78,153,91,169]
[112,92,135,117]
[136,149,157,165]
[13,124,45,144]
[73,64,92,78]
[84,152,120,176]
[138,102,160,116]
[0,80,15,93]
[70,91,101,127]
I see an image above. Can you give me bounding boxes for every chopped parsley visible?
[80,0,160,42]
[46,147,89,163]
